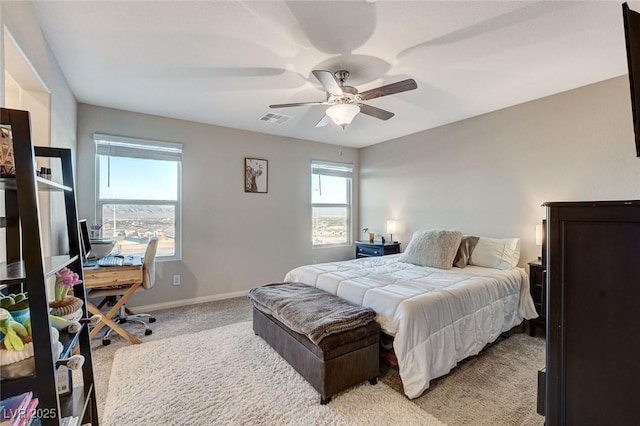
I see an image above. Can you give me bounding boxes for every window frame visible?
[310,160,353,247]
[94,134,183,261]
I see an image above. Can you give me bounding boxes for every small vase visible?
[369,233,375,243]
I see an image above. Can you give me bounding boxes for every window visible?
[311,160,353,246]
[95,134,182,260]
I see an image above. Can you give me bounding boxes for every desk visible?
[83,263,143,344]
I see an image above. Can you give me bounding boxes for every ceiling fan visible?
[269,70,418,129]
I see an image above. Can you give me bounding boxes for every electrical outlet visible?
[172,275,181,286]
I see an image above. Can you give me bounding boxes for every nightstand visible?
[355,241,400,258]
[528,260,546,337]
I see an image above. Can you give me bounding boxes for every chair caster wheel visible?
[145,329,152,336]
[149,317,156,323]
[102,338,111,346]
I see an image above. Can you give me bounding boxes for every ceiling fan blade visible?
[315,115,330,128]
[358,104,395,121]
[312,70,343,96]
[358,79,418,101]
[269,101,325,108]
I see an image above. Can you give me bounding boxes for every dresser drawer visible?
[357,244,384,257]
[355,242,400,258]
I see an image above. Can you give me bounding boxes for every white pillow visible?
[469,237,520,270]
[398,229,463,269]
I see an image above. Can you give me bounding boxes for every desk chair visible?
[88,237,158,345]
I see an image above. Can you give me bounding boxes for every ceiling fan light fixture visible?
[326,104,360,129]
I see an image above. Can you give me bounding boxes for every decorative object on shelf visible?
[1,292,30,324]
[49,313,100,334]
[245,157,268,193]
[57,354,86,395]
[0,391,37,426]
[49,267,84,317]
[363,227,375,243]
[0,124,16,176]
[0,308,34,379]
[0,308,30,351]
[386,220,397,243]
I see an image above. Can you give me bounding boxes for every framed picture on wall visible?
[245,157,268,193]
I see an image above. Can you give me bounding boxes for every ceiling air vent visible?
[259,112,291,124]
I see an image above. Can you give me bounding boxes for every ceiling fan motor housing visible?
[327,85,359,104]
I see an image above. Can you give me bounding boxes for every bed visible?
[284,248,538,399]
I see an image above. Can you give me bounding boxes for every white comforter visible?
[284,254,538,399]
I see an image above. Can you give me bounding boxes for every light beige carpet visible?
[103,321,445,426]
[91,296,545,425]
[382,333,546,426]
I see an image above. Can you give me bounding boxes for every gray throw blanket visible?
[248,282,376,344]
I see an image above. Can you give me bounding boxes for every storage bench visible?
[252,306,380,404]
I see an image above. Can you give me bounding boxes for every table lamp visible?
[387,220,397,243]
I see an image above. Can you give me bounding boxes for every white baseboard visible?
[129,290,249,313]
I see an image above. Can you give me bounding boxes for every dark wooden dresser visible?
[544,200,640,425]
[355,241,400,258]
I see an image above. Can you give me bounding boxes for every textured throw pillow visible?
[453,236,480,268]
[399,229,463,269]
[469,237,521,270]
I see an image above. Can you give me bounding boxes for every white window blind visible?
[94,133,182,161]
[311,161,353,179]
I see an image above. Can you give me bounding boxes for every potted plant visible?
[363,228,375,243]
[49,267,84,319]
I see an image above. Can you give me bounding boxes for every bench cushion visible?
[248,282,376,344]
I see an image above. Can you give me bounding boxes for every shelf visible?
[0,373,37,397]
[0,176,72,192]
[60,384,93,421]
[0,260,25,285]
[0,256,79,285]
[44,255,79,278]
[35,177,72,192]
[0,176,17,190]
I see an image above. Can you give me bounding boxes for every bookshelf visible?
[0,108,98,425]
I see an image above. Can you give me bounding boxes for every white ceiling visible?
[29,1,630,148]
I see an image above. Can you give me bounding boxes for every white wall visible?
[1,1,76,151]
[1,2,76,266]
[360,76,640,266]
[76,104,359,308]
